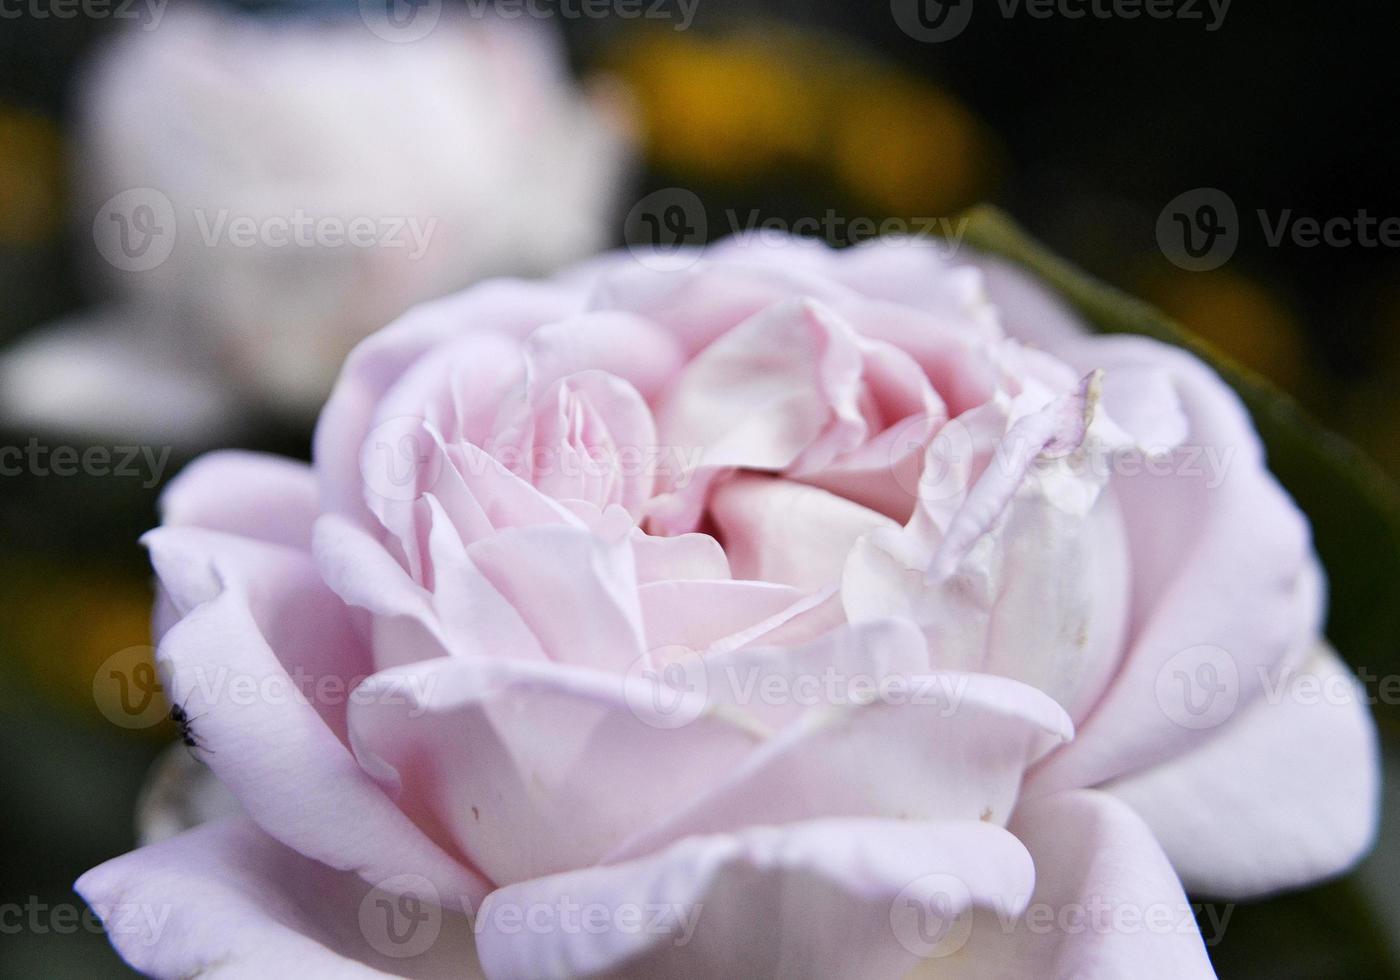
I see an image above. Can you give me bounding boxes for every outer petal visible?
[475,818,1035,980]
[348,656,763,887]
[145,526,490,906]
[608,668,1072,862]
[161,451,320,551]
[78,817,483,979]
[934,790,1216,979]
[1026,335,1319,795]
[1106,644,1380,898]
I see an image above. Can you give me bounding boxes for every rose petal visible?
[709,475,898,591]
[608,667,1072,862]
[77,817,483,979]
[161,451,320,550]
[1028,335,1320,795]
[348,656,763,886]
[1106,643,1380,899]
[316,279,586,525]
[475,817,1034,980]
[144,526,489,905]
[938,790,1216,979]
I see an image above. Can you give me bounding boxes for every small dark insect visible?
[170,701,213,753]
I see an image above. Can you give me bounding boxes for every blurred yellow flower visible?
[0,105,65,246]
[603,23,997,218]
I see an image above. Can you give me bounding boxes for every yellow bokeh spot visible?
[1138,267,1307,392]
[0,104,65,246]
[604,24,996,216]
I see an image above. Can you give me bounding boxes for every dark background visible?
[2,0,1398,975]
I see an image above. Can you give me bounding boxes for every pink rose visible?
[79,236,1378,978]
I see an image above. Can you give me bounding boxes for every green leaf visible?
[958,205,1400,707]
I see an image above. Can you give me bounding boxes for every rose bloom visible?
[79,236,1378,978]
[0,7,632,443]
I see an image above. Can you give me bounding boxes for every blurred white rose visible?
[1,5,634,442]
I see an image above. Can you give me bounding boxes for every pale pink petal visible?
[494,369,659,516]
[1107,644,1380,898]
[843,381,1130,722]
[629,528,731,583]
[466,524,646,672]
[658,297,866,474]
[161,451,319,550]
[939,790,1216,979]
[77,817,483,979]
[144,526,489,905]
[476,818,1034,980]
[316,279,586,525]
[685,619,933,733]
[313,513,452,671]
[709,475,898,590]
[348,656,762,887]
[1028,335,1319,795]
[523,311,686,401]
[608,669,1072,862]
[584,251,852,355]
